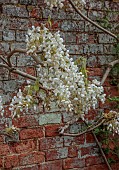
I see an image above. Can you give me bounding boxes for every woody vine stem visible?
[0,1,119,170]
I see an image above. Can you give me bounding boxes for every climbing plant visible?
[0,0,119,169]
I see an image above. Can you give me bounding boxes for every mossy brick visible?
[39,113,62,125]
[3,5,28,18]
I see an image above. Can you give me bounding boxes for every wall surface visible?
[0,0,119,169]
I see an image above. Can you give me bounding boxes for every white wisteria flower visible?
[26,25,106,115]
[44,0,86,9]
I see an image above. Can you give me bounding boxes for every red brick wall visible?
[0,0,119,169]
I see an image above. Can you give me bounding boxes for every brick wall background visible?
[0,0,119,169]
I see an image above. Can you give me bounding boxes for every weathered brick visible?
[61,20,85,32]
[98,34,116,43]
[46,147,68,161]
[13,115,38,128]
[84,44,104,54]
[63,158,85,169]
[3,30,15,41]
[45,124,61,137]
[19,165,39,170]
[86,156,104,167]
[39,136,63,150]
[3,5,28,18]
[19,0,37,5]
[0,144,10,156]
[19,151,45,166]
[9,139,37,154]
[16,30,26,42]
[39,160,62,170]
[38,113,62,125]
[4,155,19,169]
[68,145,78,158]
[20,127,44,139]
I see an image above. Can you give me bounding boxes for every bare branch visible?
[59,118,105,136]
[68,0,118,40]
[7,49,43,67]
[0,55,9,65]
[83,120,112,170]
[7,49,27,67]
[0,63,50,93]
[101,59,119,85]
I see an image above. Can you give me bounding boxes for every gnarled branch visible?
[68,0,118,40]
[101,59,119,85]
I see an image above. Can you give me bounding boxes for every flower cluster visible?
[44,0,86,9]
[105,111,119,135]
[26,26,106,115]
[9,89,34,118]
[44,0,65,9]
[0,96,4,117]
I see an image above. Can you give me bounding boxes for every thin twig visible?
[68,0,118,40]
[101,59,119,85]
[83,120,112,170]
[59,119,105,136]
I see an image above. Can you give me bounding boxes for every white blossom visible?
[26,26,106,115]
[0,96,4,117]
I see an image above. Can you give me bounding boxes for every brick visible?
[86,156,104,166]
[85,164,108,170]
[4,155,19,169]
[87,68,102,76]
[38,113,62,125]
[87,56,98,68]
[0,144,10,156]
[3,5,28,18]
[20,127,44,139]
[45,124,61,137]
[46,147,68,161]
[98,34,116,43]
[11,42,26,50]
[5,18,29,30]
[16,30,26,42]
[62,112,74,123]
[86,133,95,143]
[19,165,39,170]
[0,158,3,168]
[3,30,15,41]
[63,158,85,169]
[61,20,85,32]
[39,160,62,170]
[65,32,76,44]
[84,44,104,54]
[9,140,37,153]
[19,0,37,5]
[19,151,45,166]
[68,145,78,158]
[12,115,38,128]
[39,136,63,150]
